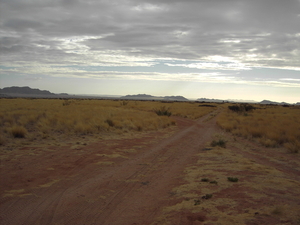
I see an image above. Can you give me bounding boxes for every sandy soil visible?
[1,109,300,225]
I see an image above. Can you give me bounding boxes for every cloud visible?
[165,62,251,71]
[0,0,299,82]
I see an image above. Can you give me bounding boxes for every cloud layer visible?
[1,0,300,88]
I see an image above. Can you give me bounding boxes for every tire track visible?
[0,109,220,225]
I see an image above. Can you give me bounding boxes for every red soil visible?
[1,110,299,225]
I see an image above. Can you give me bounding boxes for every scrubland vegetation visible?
[0,98,215,145]
[217,104,300,153]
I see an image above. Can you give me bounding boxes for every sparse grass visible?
[271,206,284,215]
[209,180,218,184]
[217,104,300,152]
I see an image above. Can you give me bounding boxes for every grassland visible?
[217,104,300,153]
[0,98,215,145]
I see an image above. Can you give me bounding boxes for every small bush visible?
[227,177,239,182]
[211,139,227,148]
[154,106,172,117]
[202,194,213,199]
[201,178,209,182]
[10,126,27,138]
[105,119,115,127]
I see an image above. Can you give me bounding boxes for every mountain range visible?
[120,94,188,101]
[0,86,298,104]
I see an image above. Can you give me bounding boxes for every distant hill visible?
[259,100,290,105]
[120,94,188,101]
[163,96,188,101]
[0,86,55,96]
[197,98,229,103]
[121,94,154,100]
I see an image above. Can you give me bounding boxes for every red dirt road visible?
[1,109,300,225]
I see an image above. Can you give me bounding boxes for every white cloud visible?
[165,62,251,71]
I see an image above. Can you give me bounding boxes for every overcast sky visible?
[0,0,299,102]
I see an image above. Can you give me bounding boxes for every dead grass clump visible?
[9,125,27,138]
[259,138,277,148]
[284,142,299,154]
[74,123,94,135]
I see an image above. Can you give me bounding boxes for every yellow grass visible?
[217,104,300,152]
[39,179,60,188]
[0,98,216,145]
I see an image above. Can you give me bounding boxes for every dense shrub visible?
[228,104,255,113]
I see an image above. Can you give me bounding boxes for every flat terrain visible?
[1,109,300,225]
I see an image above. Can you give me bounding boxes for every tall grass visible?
[0,99,216,144]
[217,105,300,153]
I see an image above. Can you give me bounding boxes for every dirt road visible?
[1,109,300,225]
